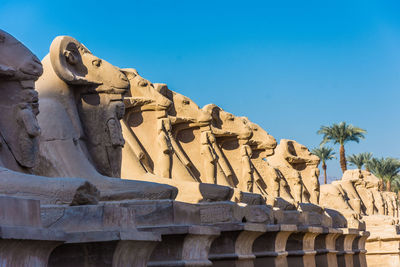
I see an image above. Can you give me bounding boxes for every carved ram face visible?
[49,36,129,93]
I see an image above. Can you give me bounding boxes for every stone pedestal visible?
[253,224,297,267]
[47,229,160,267]
[42,204,161,267]
[315,228,342,267]
[0,196,65,267]
[208,223,270,267]
[139,225,219,267]
[285,226,321,267]
[120,199,276,266]
[0,227,63,267]
[336,229,359,267]
[120,200,244,227]
[352,231,369,267]
[365,225,400,267]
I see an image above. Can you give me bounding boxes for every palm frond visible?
[311,146,336,164]
[348,153,366,169]
[317,122,366,145]
[360,152,373,165]
[368,157,400,182]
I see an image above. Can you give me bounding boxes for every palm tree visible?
[311,146,336,185]
[348,153,366,169]
[361,152,373,172]
[391,175,400,199]
[367,157,400,191]
[366,158,385,191]
[317,122,366,173]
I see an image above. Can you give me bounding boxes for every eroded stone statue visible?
[203,104,254,190]
[321,169,400,230]
[118,73,235,203]
[267,139,320,204]
[235,118,295,204]
[335,169,399,219]
[0,29,98,205]
[35,35,177,201]
[0,28,374,267]
[121,71,196,182]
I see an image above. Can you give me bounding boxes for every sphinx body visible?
[320,170,366,229]
[119,69,322,207]
[161,88,233,186]
[34,36,177,201]
[339,169,398,219]
[202,104,256,191]
[121,72,202,183]
[119,72,237,202]
[267,139,321,204]
[0,29,99,205]
[321,169,400,229]
[123,79,234,186]
[244,119,277,196]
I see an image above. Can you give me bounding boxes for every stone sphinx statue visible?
[242,120,296,204]
[319,169,400,229]
[0,29,98,205]
[35,35,177,201]
[334,169,399,219]
[320,182,363,228]
[351,170,386,215]
[340,170,377,215]
[203,104,255,191]
[122,74,237,188]
[383,191,398,218]
[157,86,234,186]
[121,70,196,182]
[267,139,320,204]
[116,73,234,203]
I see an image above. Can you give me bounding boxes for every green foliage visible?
[317,122,367,146]
[347,152,373,169]
[367,157,400,183]
[391,175,400,193]
[348,153,365,169]
[311,146,336,164]
[360,152,373,167]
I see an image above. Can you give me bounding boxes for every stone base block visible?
[140,225,220,267]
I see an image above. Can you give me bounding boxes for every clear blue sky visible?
[2,0,399,181]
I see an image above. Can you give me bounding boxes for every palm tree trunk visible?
[386,179,391,192]
[339,144,347,173]
[322,163,327,184]
[379,178,384,191]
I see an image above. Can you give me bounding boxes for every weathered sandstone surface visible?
[0,29,380,267]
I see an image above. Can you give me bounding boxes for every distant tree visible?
[361,152,373,172]
[367,157,400,191]
[318,122,366,173]
[391,175,400,198]
[311,146,336,185]
[348,153,366,169]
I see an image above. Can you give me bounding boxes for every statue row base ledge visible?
[362,215,400,267]
[0,193,369,267]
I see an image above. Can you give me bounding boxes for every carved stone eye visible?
[182,99,190,105]
[92,59,102,67]
[226,114,234,121]
[138,80,148,87]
